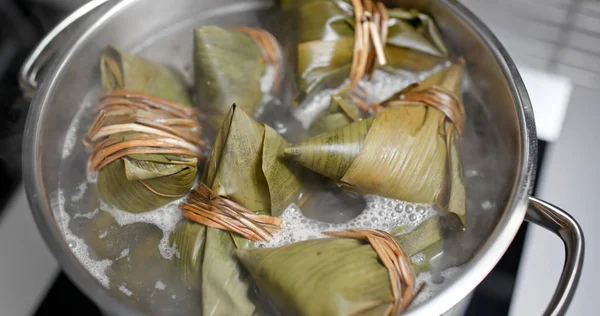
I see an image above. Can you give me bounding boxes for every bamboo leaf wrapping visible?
[97,46,198,213]
[176,106,302,315]
[123,156,189,180]
[263,64,469,313]
[298,37,353,97]
[237,238,394,316]
[386,8,448,57]
[297,0,447,96]
[447,130,466,224]
[286,106,446,203]
[285,62,466,214]
[201,106,302,214]
[200,105,269,315]
[101,46,193,106]
[169,220,207,289]
[299,0,354,43]
[285,117,373,180]
[235,221,443,316]
[204,104,271,211]
[194,26,281,128]
[340,106,446,203]
[202,227,255,315]
[262,126,304,217]
[98,158,197,213]
[243,61,469,315]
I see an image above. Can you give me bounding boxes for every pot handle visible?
[525,197,585,316]
[19,0,111,99]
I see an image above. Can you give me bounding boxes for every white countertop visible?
[510,85,599,316]
[0,186,58,315]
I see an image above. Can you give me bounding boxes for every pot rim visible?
[22,0,537,315]
[410,1,537,313]
[405,1,537,314]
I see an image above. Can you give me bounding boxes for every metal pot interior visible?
[24,0,535,315]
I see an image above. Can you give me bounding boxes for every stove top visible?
[0,1,36,216]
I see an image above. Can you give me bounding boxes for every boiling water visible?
[256,197,436,249]
[55,6,514,316]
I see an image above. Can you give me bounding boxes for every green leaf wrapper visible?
[285,62,466,224]
[194,26,281,128]
[235,221,443,316]
[175,105,302,315]
[297,0,447,96]
[97,46,199,214]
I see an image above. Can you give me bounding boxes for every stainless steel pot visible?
[20,0,584,315]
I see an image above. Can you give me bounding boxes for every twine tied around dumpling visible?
[182,184,283,242]
[324,229,426,314]
[350,0,389,87]
[382,83,465,136]
[84,89,206,173]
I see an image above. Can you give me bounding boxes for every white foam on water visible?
[87,170,98,184]
[98,231,108,239]
[62,113,81,159]
[73,208,99,219]
[410,266,463,308]
[293,88,337,128]
[482,200,494,210]
[155,280,166,290]
[361,64,449,104]
[71,181,87,202]
[256,195,435,248]
[411,252,426,264]
[116,248,129,260]
[361,70,416,104]
[173,242,181,259]
[52,190,112,288]
[255,65,280,119]
[62,93,96,159]
[98,199,184,259]
[261,64,277,96]
[119,284,133,297]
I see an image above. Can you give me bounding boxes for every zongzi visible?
[194,26,283,128]
[285,61,466,224]
[177,105,302,315]
[236,229,423,316]
[296,0,448,97]
[84,46,204,214]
